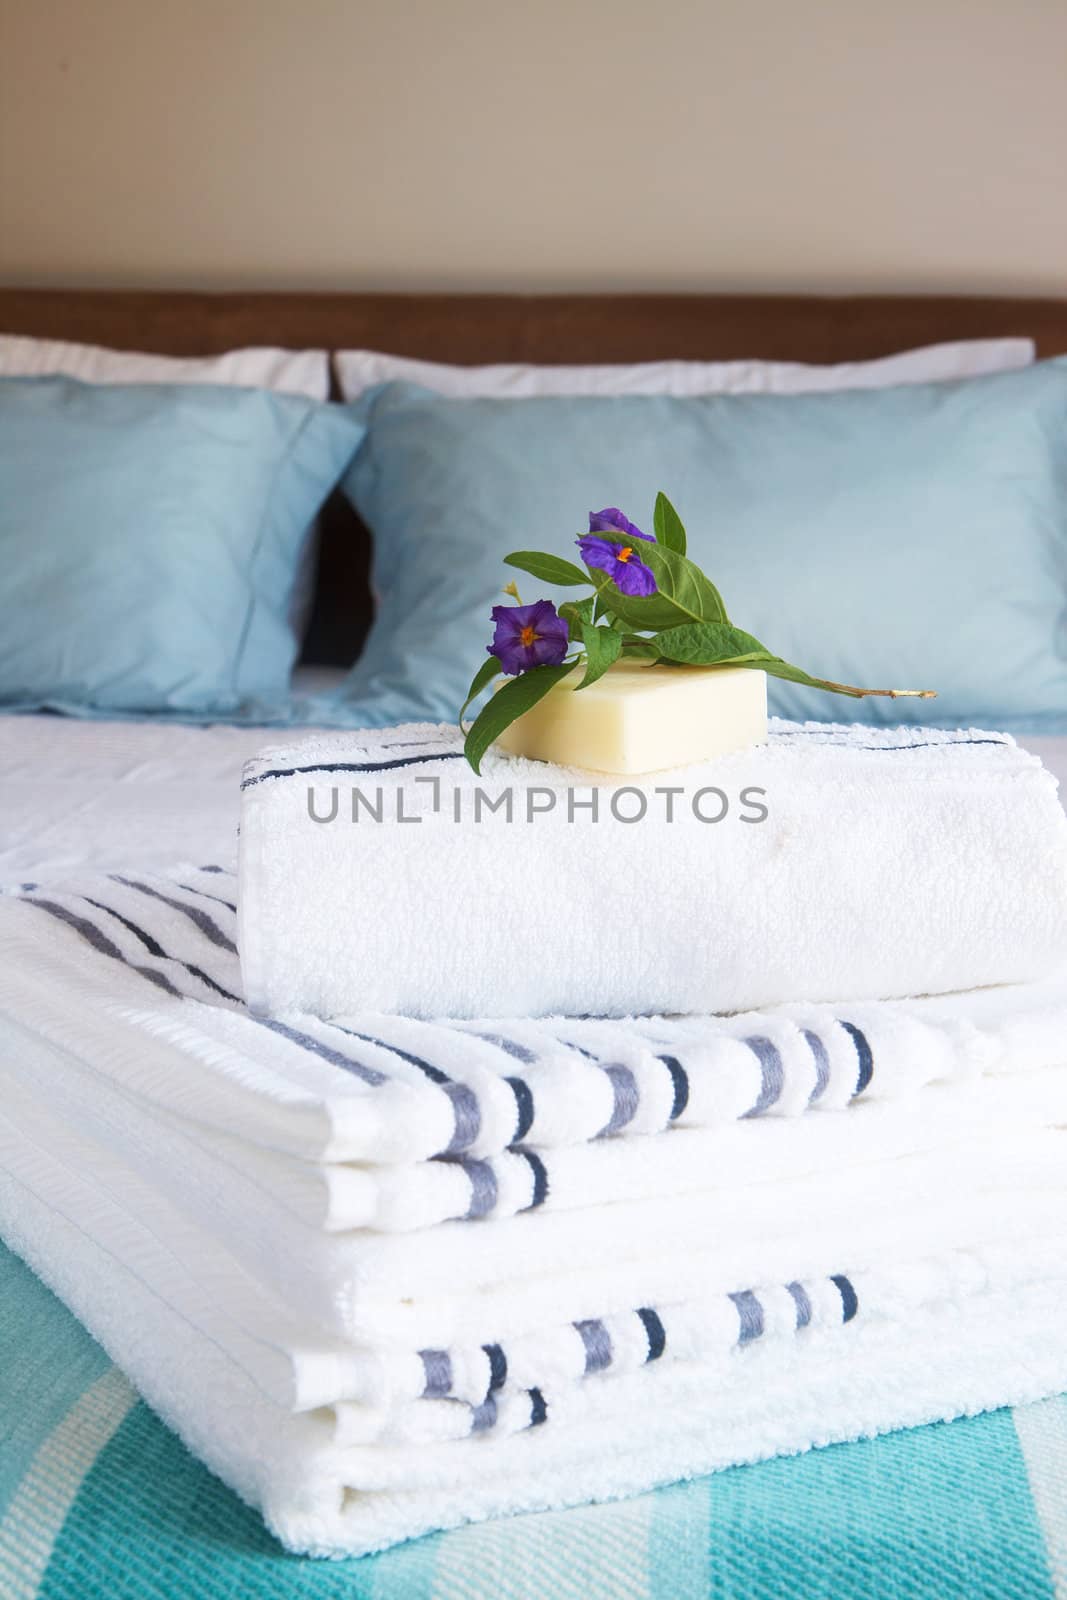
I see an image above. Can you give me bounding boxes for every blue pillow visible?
[0,377,364,715]
[341,364,1067,732]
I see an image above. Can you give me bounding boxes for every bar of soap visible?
[494,661,768,775]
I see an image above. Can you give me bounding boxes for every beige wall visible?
[1,0,1065,294]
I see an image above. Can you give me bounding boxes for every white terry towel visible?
[8,1011,1067,1363]
[237,721,1067,1019]
[5,1097,1067,1558]
[6,867,1067,1177]
[6,1060,1067,1428]
[13,994,1067,1243]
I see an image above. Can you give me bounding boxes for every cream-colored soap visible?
[494,661,768,775]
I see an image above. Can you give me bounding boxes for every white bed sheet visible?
[1,703,1064,885]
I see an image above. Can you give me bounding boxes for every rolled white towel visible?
[237,720,1067,1020]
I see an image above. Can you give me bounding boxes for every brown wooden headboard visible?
[4,289,1067,363]
[3,290,1065,665]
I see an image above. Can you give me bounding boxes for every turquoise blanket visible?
[1,1241,1064,1599]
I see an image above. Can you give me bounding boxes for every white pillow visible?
[0,334,328,400]
[335,338,1034,401]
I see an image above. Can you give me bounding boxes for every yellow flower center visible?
[519,625,538,647]
[618,545,633,563]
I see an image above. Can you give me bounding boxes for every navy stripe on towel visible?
[471,1396,498,1433]
[637,1306,666,1363]
[574,1319,613,1375]
[77,894,241,1006]
[742,1037,785,1117]
[841,1023,874,1096]
[803,1030,831,1103]
[469,1030,536,1064]
[110,877,236,952]
[178,882,237,914]
[28,900,181,998]
[419,1349,453,1398]
[343,1031,448,1084]
[260,1019,388,1086]
[482,1343,508,1393]
[729,1289,765,1345]
[442,1081,481,1154]
[598,1064,640,1136]
[786,1280,813,1330]
[516,1148,549,1210]
[336,1028,477,1144]
[769,731,1009,753]
[27,902,175,985]
[460,1159,498,1219]
[506,1076,535,1143]
[81,896,166,958]
[659,1055,690,1122]
[175,961,241,1004]
[528,1387,548,1427]
[831,1273,859,1323]
[558,1036,599,1061]
[53,895,240,1005]
[241,751,462,789]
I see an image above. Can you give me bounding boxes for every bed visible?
[2,287,1065,880]
[2,289,1066,1599]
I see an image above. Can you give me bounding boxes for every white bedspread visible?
[1,696,1065,884]
[0,669,345,882]
[0,716,288,882]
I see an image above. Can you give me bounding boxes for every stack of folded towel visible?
[1,721,1067,1557]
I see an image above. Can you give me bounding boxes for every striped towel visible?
[5,1236,1066,1600]
[4,1233,1067,1584]
[3,865,1066,1178]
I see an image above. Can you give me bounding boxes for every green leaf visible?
[640,623,937,702]
[641,543,729,624]
[583,535,729,630]
[590,591,690,632]
[583,558,680,631]
[574,624,622,691]
[653,492,687,555]
[464,662,575,774]
[504,551,590,587]
[653,622,769,666]
[559,596,595,641]
[459,654,503,725]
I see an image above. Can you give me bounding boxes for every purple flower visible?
[588,507,653,543]
[577,535,658,598]
[489,599,570,676]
